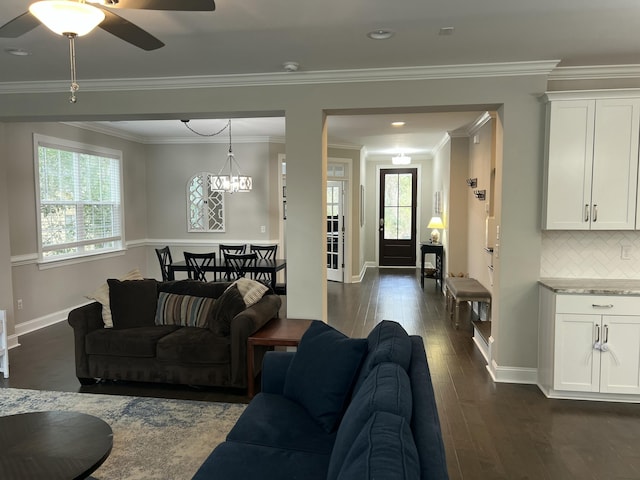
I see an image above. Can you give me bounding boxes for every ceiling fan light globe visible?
[29,1,105,36]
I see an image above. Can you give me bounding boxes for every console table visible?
[420,242,444,292]
[247,318,312,398]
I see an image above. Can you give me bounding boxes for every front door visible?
[379,168,417,266]
[327,181,344,281]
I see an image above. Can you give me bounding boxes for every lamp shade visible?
[29,1,105,36]
[427,216,445,229]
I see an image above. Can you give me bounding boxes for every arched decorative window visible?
[187,173,225,232]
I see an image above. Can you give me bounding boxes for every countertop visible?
[539,278,640,295]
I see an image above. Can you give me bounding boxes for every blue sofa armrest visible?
[261,351,294,394]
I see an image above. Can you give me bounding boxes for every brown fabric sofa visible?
[68,279,281,389]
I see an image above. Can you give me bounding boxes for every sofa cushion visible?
[192,441,330,480]
[86,268,144,328]
[336,411,420,480]
[229,277,269,306]
[108,278,158,329]
[158,280,230,299]
[327,362,413,480]
[352,320,412,396]
[209,284,246,336]
[155,292,216,328]
[227,393,336,455]
[283,321,367,433]
[156,327,231,365]
[85,325,180,357]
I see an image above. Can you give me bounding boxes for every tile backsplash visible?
[541,231,640,279]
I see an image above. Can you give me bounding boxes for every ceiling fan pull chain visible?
[67,33,80,104]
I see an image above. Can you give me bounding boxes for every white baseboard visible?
[352,262,375,283]
[488,359,538,384]
[472,328,490,363]
[13,301,91,340]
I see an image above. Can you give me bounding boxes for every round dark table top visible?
[0,411,113,480]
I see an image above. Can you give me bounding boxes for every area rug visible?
[0,388,246,480]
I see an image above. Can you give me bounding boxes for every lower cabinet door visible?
[599,315,640,394]
[554,314,600,392]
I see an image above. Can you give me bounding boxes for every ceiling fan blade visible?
[98,9,164,51]
[0,11,40,38]
[107,0,215,11]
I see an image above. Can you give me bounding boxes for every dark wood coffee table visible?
[247,318,313,398]
[0,411,113,480]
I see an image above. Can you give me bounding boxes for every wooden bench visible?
[444,277,491,329]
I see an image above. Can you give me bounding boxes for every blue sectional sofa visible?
[192,320,449,480]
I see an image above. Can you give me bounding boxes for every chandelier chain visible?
[181,119,230,138]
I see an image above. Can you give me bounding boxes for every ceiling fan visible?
[0,0,216,102]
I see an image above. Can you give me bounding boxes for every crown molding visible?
[549,64,640,81]
[62,121,286,145]
[542,88,640,102]
[0,60,560,95]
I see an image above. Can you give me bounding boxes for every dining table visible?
[167,258,286,290]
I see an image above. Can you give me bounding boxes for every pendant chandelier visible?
[181,119,252,193]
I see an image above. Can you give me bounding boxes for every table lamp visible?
[427,216,444,243]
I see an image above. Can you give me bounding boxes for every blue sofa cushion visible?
[226,393,336,454]
[283,321,367,433]
[327,362,412,480]
[336,411,420,480]
[352,320,412,396]
[192,440,329,480]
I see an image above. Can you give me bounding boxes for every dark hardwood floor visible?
[2,268,640,479]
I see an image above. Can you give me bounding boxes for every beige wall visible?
[0,123,15,336]
[466,118,494,288]
[0,73,548,375]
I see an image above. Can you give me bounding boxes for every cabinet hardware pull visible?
[591,304,614,308]
[595,324,600,343]
[592,204,598,222]
[584,204,589,222]
[604,324,609,343]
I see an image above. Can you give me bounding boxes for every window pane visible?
[35,135,123,261]
[384,207,398,240]
[398,174,413,206]
[384,174,399,207]
[397,207,412,239]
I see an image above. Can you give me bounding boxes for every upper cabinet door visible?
[543,99,595,230]
[591,98,640,230]
[543,95,640,231]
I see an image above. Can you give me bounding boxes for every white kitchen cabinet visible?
[542,94,640,230]
[538,287,640,401]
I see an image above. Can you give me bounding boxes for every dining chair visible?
[155,246,174,281]
[249,244,278,283]
[219,244,247,279]
[184,252,217,282]
[224,252,257,281]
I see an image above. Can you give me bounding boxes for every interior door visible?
[327,181,344,282]
[379,168,417,266]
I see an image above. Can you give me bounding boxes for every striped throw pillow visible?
[155,292,216,328]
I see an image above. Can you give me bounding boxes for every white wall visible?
[0,123,15,338]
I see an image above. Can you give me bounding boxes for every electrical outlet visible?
[621,245,633,260]
[260,225,266,233]
[17,299,23,310]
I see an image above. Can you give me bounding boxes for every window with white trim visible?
[34,134,124,261]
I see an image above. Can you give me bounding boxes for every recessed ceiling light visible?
[283,61,299,72]
[391,121,406,127]
[439,26,455,36]
[367,29,395,40]
[5,48,31,56]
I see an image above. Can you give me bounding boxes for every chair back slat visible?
[155,246,173,281]
[250,244,277,282]
[184,252,217,282]
[224,252,257,280]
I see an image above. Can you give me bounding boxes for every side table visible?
[420,242,444,292]
[247,318,312,398]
